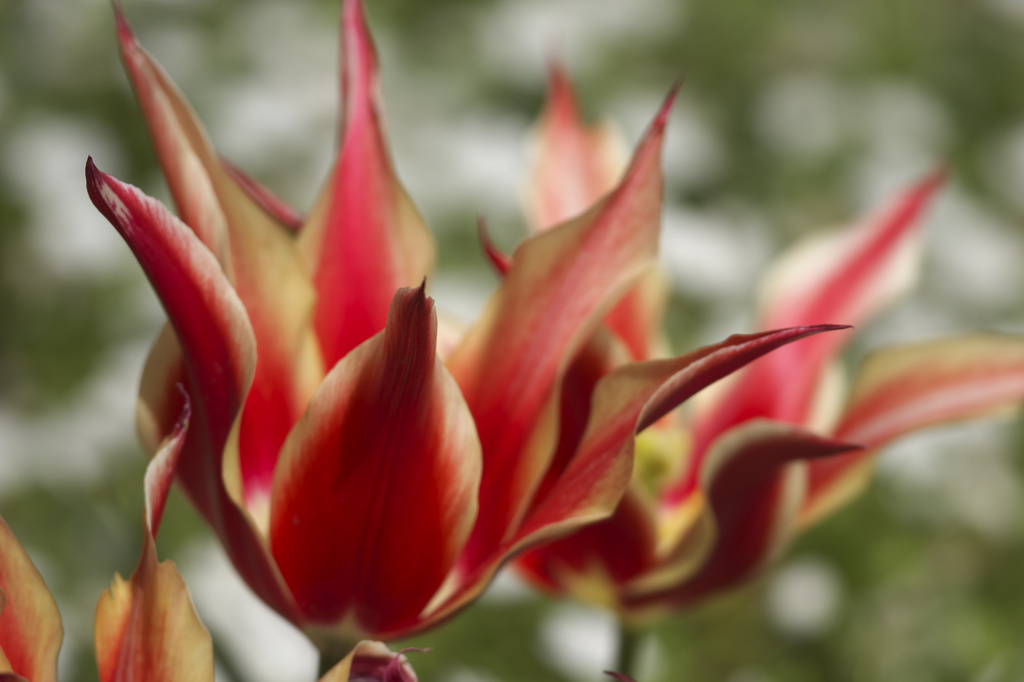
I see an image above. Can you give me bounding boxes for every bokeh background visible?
[4,0,1024,680]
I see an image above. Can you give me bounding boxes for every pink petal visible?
[803,334,1024,525]
[298,0,435,368]
[270,286,481,638]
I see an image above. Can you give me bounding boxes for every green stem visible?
[616,623,644,679]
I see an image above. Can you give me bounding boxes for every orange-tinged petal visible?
[626,420,860,612]
[86,161,300,623]
[299,0,435,367]
[449,88,676,574]
[116,9,323,506]
[270,286,481,639]
[95,398,214,682]
[0,518,61,682]
[688,173,942,462]
[318,641,419,682]
[802,334,1024,525]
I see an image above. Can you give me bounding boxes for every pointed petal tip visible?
[653,81,682,131]
[545,58,575,103]
[84,156,111,210]
[477,217,511,276]
[604,672,636,682]
[342,0,375,79]
[343,0,365,24]
[112,0,137,49]
[806,323,853,334]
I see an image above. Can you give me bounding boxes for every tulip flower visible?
[0,397,209,682]
[514,71,1024,622]
[87,0,852,660]
[0,394,420,682]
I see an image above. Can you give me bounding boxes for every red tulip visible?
[0,399,208,682]
[87,0,845,650]
[0,396,420,682]
[515,71,1024,620]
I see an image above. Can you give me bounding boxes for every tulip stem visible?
[616,624,643,679]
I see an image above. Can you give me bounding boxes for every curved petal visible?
[95,401,214,682]
[0,519,61,682]
[115,9,323,506]
[802,334,1024,525]
[270,286,481,639]
[625,420,861,613]
[688,174,942,461]
[525,65,666,360]
[298,0,435,367]
[516,326,848,551]
[86,161,300,623]
[318,641,419,682]
[515,489,659,608]
[432,326,843,628]
[449,88,676,573]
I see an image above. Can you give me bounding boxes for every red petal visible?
[803,334,1024,525]
[0,519,61,682]
[478,218,511,276]
[525,67,666,360]
[298,0,435,367]
[518,326,847,544]
[449,88,676,574]
[516,489,658,594]
[270,286,481,637]
[86,161,300,623]
[435,326,842,626]
[688,173,942,462]
[626,421,860,611]
[115,8,323,506]
[604,673,637,682]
